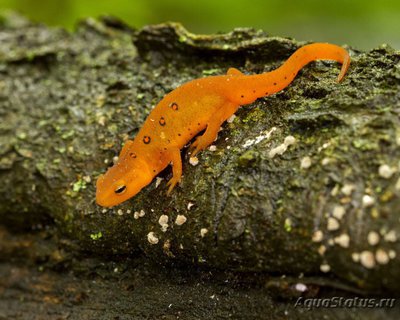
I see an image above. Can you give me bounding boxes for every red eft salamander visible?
[96,43,350,207]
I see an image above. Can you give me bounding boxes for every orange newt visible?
[96,43,350,207]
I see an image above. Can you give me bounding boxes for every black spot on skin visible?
[153,169,156,173]
[273,82,277,86]
[170,102,179,111]
[129,152,137,158]
[178,133,181,137]
[284,76,287,80]
[265,92,269,95]
[143,136,151,144]
[241,95,244,98]
[253,90,256,93]
[197,123,201,126]
[159,117,166,126]
[164,147,167,150]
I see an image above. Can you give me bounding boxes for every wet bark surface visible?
[0,12,399,319]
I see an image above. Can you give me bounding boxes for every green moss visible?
[352,138,378,151]
[61,130,75,140]
[72,179,87,192]
[284,218,292,233]
[90,231,103,240]
[202,69,220,76]
[237,150,259,167]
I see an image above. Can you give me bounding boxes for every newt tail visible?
[224,43,350,105]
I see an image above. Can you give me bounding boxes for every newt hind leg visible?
[190,101,239,157]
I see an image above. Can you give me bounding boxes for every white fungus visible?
[330,185,340,196]
[295,283,307,292]
[227,114,236,123]
[284,135,296,145]
[351,252,360,262]
[389,250,396,259]
[367,231,380,246]
[155,177,163,188]
[332,205,346,220]
[187,202,195,210]
[97,115,106,126]
[318,245,326,256]
[242,127,277,148]
[360,251,376,269]
[117,209,124,216]
[200,228,209,238]
[209,145,217,151]
[327,217,340,231]
[268,135,296,158]
[383,230,397,242]
[341,184,355,196]
[321,157,332,166]
[312,230,323,242]
[158,215,169,232]
[334,234,350,248]
[158,215,168,225]
[175,215,187,226]
[134,209,146,219]
[378,164,395,179]
[318,142,331,152]
[396,177,400,191]
[189,156,199,166]
[147,232,159,245]
[300,156,312,169]
[362,195,375,207]
[269,144,287,158]
[375,249,389,265]
[320,264,331,273]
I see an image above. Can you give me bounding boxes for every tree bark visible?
[1,12,400,318]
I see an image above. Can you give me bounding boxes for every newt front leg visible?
[166,146,183,194]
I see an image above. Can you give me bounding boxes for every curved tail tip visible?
[337,53,351,82]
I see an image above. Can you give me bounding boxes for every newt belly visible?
[96,43,350,207]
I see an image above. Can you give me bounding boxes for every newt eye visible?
[114,185,127,194]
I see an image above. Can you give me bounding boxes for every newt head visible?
[96,156,153,207]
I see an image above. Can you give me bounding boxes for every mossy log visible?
[1,13,400,314]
